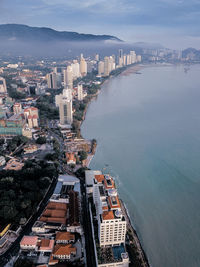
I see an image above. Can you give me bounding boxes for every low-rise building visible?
[56,232,75,244]
[4,158,24,171]
[66,152,76,165]
[20,236,38,250]
[38,239,54,253]
[52,244,76,260]
[23,144,38,154]
[32,221,48,234]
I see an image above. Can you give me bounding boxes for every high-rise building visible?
[80,55,87,77]
[118,49,124,67]
[64,66,73,89]
[104,56,115,77]
[47,72,57,89]
[95,54,99,61]
[57,89,73,125]
[77,84,83,101]
[119,49,123,59]
[0,77,7,93]
[71,61,80,79]
[137,55,142,62]
[91,174,127,247]
[98,61,104,76]
[126,54,131,65]
[104,57,110,77]
[123,55,127,66]
[130,51,137,64]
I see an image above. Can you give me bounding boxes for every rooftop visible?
[95,174,105,183]
[102,211,115,221]
[53,244,76,256]
[20,236,38,246]
[38,239,54,251]
[56,232,75,241]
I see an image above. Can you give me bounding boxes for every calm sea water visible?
[81,64,200,267]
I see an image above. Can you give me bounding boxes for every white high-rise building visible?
[0,77,7,93]
[123,55,127,66]
[104,56,115,77]
[95,54,99,61]
[47,73,57,89]
[64,66,73,89]
[92,174,127,247]
[56,89,73,125]
[137,55,142,62]
[130,51,137,64]
[77,84,83,101]
[71,61,80,79]
[98,61,104,76]
[80,55,87,77]
[126,54,131,65]
[118,49,123,67]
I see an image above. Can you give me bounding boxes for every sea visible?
[81,64,200,267]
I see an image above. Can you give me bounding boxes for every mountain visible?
[0,24,122,43]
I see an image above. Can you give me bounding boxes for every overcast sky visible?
[1,0,200,49]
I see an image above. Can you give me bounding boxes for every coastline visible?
[80,63,151,266]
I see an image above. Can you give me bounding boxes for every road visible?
[80,179,96,267]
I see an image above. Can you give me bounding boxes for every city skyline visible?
[0,0,200,49]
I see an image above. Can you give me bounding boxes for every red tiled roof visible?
[95,175,105,183]
[53,244,76,256]
[102,211,115,221]
[20,236,38,246]
[38,239,54,251]
[56,232,75,241]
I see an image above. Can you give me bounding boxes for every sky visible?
[0,0,200,49]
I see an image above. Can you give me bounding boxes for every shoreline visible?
[80,63,151,266]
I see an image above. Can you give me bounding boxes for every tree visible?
[36,136,46,144]
[78,150,88,161]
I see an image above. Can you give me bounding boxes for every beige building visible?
[80,54,87,77]
[98,61,104,76]
[24,107,39,129]
[104,56,115,77]
[130,51,137,64]
[64,65,73,89]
